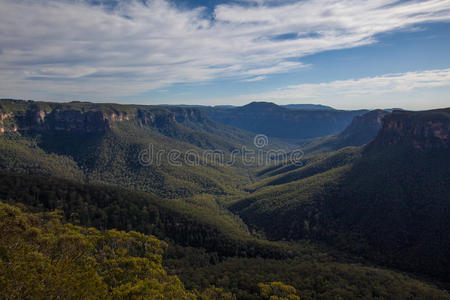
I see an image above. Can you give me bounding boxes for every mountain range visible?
[0,98,449,299]
[202,101,368,139]
[163,103,335,111]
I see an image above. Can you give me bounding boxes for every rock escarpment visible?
[368,108,450,151]
[0,99,207,134]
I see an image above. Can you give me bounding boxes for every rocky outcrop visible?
[368,108,450,151]
[341,109,386,137]
[170,107,208,123]
[0,103,132,133]
[335,109,389,146]
[0,112,12,122]
[0,99,207,134]
[44,110,113,132]
[0,112,15,133]
[137,109,156,126]
[136,107,208,127]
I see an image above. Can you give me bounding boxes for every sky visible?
[0,0,450,110]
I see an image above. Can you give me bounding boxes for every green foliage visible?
[0,172,307,260]
[258,282,300,300]
[231,165,350,240]
[233,142,450,284]
[230,108,450,283]
[171,256,450,300]
[1,100,449,298]
[197,286,237,300]
[247,147,360,190]
[0,202,196,299]
[0,99,256,198]
[320,145,450,282]
[0,133,84,181]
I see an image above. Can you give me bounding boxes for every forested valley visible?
[0,99,449,299]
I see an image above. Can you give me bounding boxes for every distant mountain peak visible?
[240,102,335,111]
[240,101,283,111]
[283,104,335,110]
[204,101,367,139]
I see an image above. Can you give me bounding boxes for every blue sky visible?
[1,0,450,109]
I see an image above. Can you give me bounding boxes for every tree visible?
[258,281,300,300]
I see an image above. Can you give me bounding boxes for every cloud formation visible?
[243,76,266,82]
[0,0,450,100]
[224,68,450,109]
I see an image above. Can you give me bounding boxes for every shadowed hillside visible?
[303,109,389,154]
[231,108,450,283]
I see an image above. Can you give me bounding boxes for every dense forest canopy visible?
[0,99,449,299]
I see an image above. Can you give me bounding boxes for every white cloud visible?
[0,0,450,100]
[218,68,450,109]
[243,75,266,82]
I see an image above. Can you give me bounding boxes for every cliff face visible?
[0,113,13,133]
[340,109,386,138]
[0,109,130,133]
[136,107,208,128]
[368,109,450,151]
[0,113,12,121]
[0,99,208,134]
[170,107,207,123]
[45,110,131,132]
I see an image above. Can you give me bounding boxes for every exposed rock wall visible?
[0,100,206,134]
[368,109,450,150]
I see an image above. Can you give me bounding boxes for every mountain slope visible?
[303,109,389,154]
[320,108,450,280]
[0,99,261,198]
[231,108,450,282]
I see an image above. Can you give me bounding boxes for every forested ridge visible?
[0,99,449,299]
